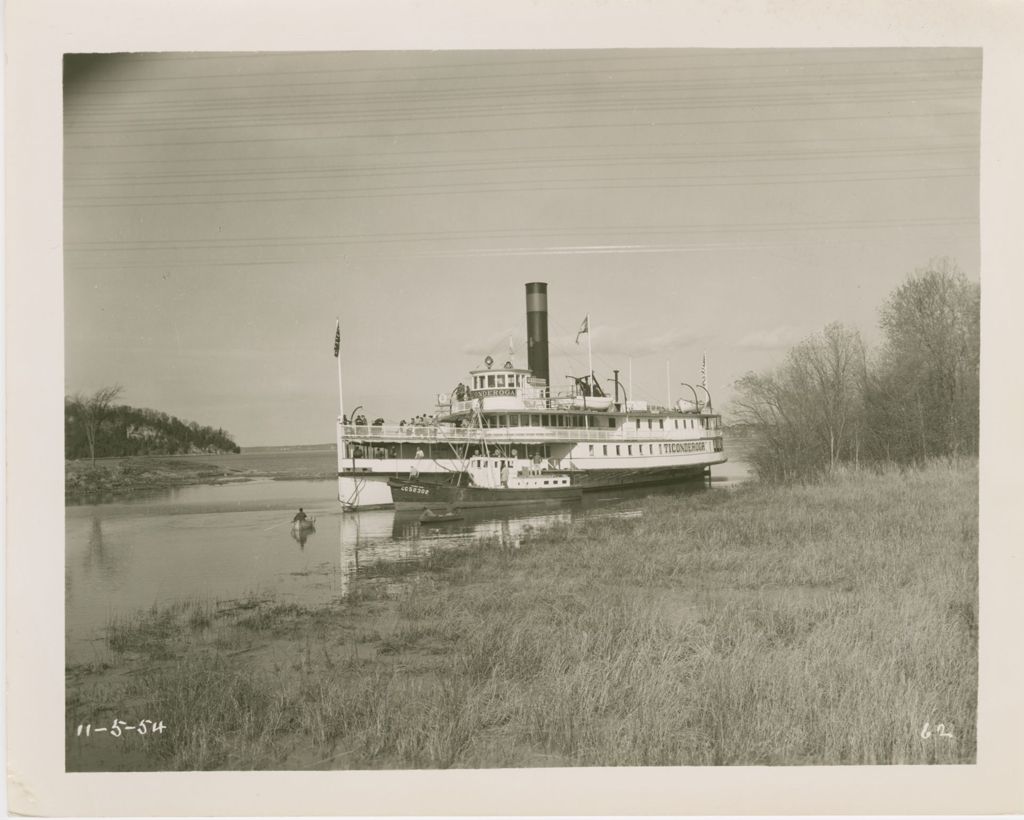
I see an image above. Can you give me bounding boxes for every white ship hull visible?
[338,449,726,509]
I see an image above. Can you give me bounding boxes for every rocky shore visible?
[65,457,245,501]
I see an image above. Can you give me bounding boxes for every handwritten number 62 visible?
[921,722,954,739]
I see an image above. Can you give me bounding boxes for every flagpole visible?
[700,351,707,411]
[334,319,345,503]
[337,329,344,421]
[586,313,593,390]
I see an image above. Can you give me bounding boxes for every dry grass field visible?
[66,458,977,770]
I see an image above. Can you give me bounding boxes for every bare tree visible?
[790,323,867,471]
[875,259,979,460]
[68,385,123,466]
[734,323,866,480]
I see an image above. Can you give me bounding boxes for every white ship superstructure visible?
[337,283,725,509]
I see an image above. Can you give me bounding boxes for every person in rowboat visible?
[292,508,308,523]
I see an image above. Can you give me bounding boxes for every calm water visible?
[66,449,751,664]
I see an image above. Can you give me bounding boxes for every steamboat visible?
[336,282,725,510]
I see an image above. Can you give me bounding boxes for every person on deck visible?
[410,447,425,479]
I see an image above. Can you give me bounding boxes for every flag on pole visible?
[701,351,707,389]
[333,321,341,357]
[575,315,589,344]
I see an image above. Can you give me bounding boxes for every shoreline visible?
[65,455,336,502]
[66,459,978,770]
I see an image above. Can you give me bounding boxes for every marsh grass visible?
[236,604,311,634]
[72,459,977,769]
[105,599,211,659]
[121,653,296,769]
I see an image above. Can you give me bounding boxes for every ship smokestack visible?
[525,282,549,386]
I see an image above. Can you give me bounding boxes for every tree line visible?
[65,386,240,462]
[732,259,979,481]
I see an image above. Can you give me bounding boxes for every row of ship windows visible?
[484,414,718,430]
[473,373,525,389]
[470,458,570,485]
[586,441,717,456]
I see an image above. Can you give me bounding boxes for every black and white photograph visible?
[61,46,981,771]
[6,0,1024,815]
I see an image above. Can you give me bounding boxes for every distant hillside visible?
[65,402,240,459]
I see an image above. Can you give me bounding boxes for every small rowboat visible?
[291,517,316,531]
[419,509,464,524]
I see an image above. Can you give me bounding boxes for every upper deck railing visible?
[445,397,650,414]
[443,396,709,415]
[339,422,721,444]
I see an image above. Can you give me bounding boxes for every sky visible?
[63,49,981,446]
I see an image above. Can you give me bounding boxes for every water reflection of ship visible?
[390,506,573,547]
[335,505,575,589]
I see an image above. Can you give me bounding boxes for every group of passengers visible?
[343,414,385,426]
[343,413,442,428]
[398,414,435,427]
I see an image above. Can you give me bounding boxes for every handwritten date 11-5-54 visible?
[76,719,166,738]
